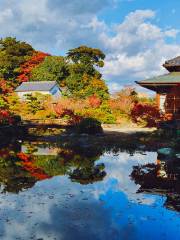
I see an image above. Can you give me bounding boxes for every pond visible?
[0,139,180,240]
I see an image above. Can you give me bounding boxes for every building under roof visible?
[15,81,62,100]
[136,57,180,120]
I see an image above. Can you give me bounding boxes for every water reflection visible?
[0,140,180,239]
[131,153,180,212]
[1,141,180,212]
[0,142,107,193]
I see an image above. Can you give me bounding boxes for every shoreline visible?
[0,124,175,152]
[102,125,156,134]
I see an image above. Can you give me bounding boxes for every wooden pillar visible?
[156,93,160,109]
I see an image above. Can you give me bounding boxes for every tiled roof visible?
[163,56,180,72]
[15,81,58,92]
[136,72,180,85]
[163,56,180,67]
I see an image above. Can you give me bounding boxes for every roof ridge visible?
[21,81,56,84]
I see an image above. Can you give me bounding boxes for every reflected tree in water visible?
[0,141,107,193]
[0,146,36,193]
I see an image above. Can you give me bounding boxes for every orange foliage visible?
[109,87,135,115]
[0,79,13,94]
[88,95,101,108]
[54,103,83,125]
[17,152,50,180]
[53,102,65,117]
[17,51,50,82]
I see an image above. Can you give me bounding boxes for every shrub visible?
[0,110,21,125]
[109,87,136,115]
[131,103,162,127]
[62,109,83,125]
[76,102,116,124]
[75,118,103,134]
[53,102,65,117]
[88,94,101,108]
[12,115,21,125]
[25,93,50,114]
[54,98,115,124]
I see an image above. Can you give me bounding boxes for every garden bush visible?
[0,110,21,126]
[75,118,103,134]
[131,103,162,127]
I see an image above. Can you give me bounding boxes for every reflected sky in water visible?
[0,142,179,240]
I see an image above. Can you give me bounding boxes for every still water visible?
[0,140,179,240]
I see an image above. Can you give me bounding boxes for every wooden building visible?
[136,56,180,120]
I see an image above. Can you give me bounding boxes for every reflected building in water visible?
[131,152,180,211]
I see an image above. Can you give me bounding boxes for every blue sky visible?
[100,0,180,29]
[0,0,180,93]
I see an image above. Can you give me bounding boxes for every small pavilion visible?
[136,56,180,120]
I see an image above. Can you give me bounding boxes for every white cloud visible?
[0,2,179,91]
[0,0,112,52]
[100,10,180,88]
[108,82,124,93]
[164,29,179,38]
[96,151,158,204]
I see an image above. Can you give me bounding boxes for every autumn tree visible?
[17,51,50,82]
[84,76,109,100]
[65,46,109,100]
[0,37,34,86]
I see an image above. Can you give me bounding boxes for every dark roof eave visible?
[136,81,179,86]
[135,81,180,93]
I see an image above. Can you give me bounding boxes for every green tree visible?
[0,37,34,85]
[65,73,109,100]
[30,56,69,86]
[67,45,105,77]
[65,46,109,100]
[26,93,46,114]
[65,73,90,98]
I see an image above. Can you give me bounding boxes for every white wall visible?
[17,91,51,100]
[159,94,166,113]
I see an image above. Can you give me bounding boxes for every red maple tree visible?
[17,51,50,82]
[17,152,50,180]
[131,103,162,127]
